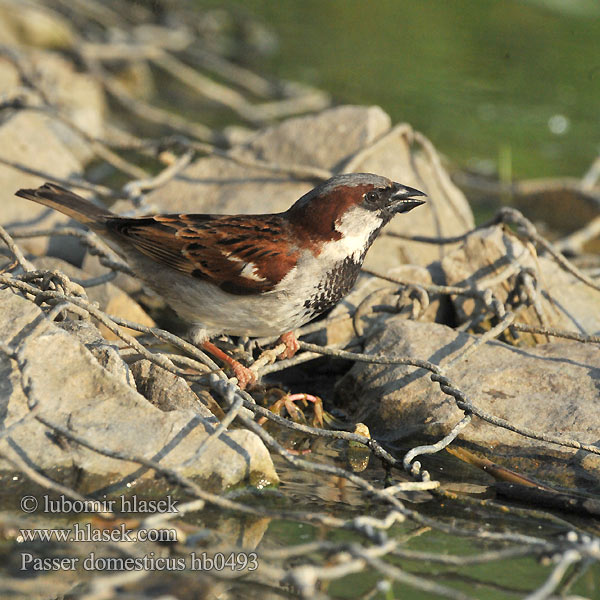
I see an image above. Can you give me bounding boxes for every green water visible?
[5,444,598,599]
[196,0,600,180]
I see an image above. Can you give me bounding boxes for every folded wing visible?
[107,213,299,295]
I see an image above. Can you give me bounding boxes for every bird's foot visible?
[259,392,324,428]
[229,361,257,390]
[201,340,257,390]
[276,331,300,360]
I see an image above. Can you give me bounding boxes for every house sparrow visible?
[16,173,425,388]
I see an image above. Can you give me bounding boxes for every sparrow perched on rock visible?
[16,173,425,388]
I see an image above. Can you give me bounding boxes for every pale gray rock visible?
[441,225,600,336]
[340,318,600,487]
[130,360,235,423]
[81,251,164,310]
[0,54,20,89]
[0,48,105,262]
[58,319,136,390]
[241,105,392,169]
[0,288,279,491]
[130,359,213,414]
[0,111,83,263]
[112,151,309,216]
[0,50,105,163]
[27,50,106,161]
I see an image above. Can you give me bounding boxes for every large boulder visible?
[27,50,106,160]
[440,225,600,336]
[339,318,600,489]
[0,49,105,163]
[58,319,137,390]
[241,104,392,170]
[0,288,278,492]
[0,48,106,263]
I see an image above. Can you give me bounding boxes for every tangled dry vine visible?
[1,1,599,598]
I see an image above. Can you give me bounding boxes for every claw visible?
[277,331,300,360]
[230,362,257,390]
[287,393,324,428]
[259,392,324,428]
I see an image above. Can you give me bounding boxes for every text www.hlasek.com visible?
[19,523,177,543]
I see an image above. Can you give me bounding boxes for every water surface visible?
[197,0,600,179]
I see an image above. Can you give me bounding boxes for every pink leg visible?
[286,393,324,428]
[202,341,257,390]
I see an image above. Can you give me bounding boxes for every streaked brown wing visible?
[106,213,299,295]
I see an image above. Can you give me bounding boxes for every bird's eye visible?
[364,190,379,203]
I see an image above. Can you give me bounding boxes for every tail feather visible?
[15,183,113,232]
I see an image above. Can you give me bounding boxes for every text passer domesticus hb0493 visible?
[16,173,426,387]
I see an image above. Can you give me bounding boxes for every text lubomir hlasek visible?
[40,495,178,514]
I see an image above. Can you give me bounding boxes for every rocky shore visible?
[0,0,599,508]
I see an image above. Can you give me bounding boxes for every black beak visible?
[390,183,427,213]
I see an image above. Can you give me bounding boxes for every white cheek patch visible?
[336,206,383,237]
[332,207,383,261]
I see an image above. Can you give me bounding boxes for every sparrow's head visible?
[286,173,426,248]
